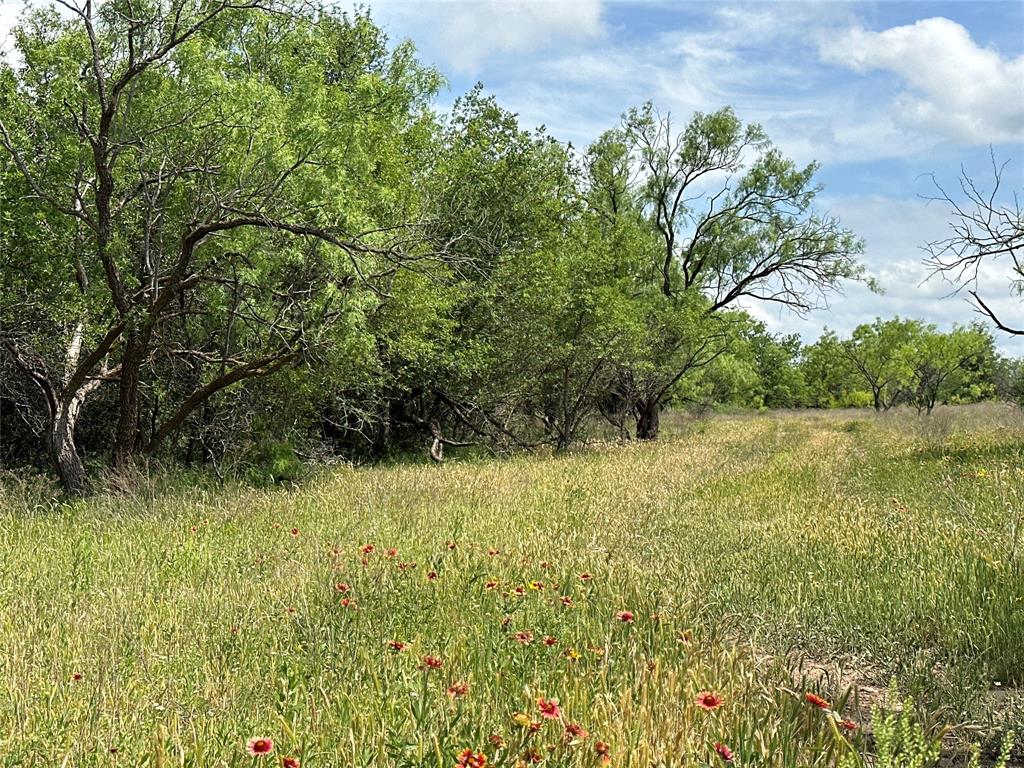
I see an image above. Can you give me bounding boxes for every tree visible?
[924,154,1024,336]
[903,325,995,414]
[584,103,864,438]
[840,318,922,412]
[0,2,446,491]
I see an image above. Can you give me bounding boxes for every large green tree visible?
[0,1,444,491]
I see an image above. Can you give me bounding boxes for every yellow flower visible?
[512,711,532,727]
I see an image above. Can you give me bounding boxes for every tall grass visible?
[0,406,1020,766]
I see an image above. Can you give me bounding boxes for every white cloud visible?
[371,0,605,74]
[821,17,1024,144]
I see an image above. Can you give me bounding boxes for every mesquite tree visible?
[586,104,865,438]
[0,1,446,492]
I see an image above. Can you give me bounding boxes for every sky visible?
[2,0,1023,352]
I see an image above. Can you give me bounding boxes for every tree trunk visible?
[113,335,147,468]
[48,397,88,495]
[635,399,660,440]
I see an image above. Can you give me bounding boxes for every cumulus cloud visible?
[372,0,605,74]
[821,17,1024,144]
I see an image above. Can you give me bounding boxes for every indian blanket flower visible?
[427,570,439,581]
[595,741,610,758]
[447,681,470,698]
[386,547,398,558]
[334,582,350,593]
[543,635,558,646]
[282,758,300,768]
[485,579,499,590]
[388,640,407,652]
[696,691,724,710]
[713,743,734,762]
[527,580,544,591]
[246,737,274,756]
[537,697,561,720]
[488,548,500,557]
[615,610,635,623]
[804,692,830,709]
[564,648,581,661]
[514,630,534,644]
[512,712,532,727]
[579,572,592,582]
[489,733,506,748]
[290,527,299,537]
[560,595,573,607]
[454,748,487,768]
[840,719,858,732]
[421,655,444,671]
[339,597,356,609]
[564,722,589,741]
[360,544,375,555]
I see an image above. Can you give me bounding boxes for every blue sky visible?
[2,0,1022,351]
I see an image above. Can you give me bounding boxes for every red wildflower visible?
[488,548,500,556]
[386,547,398,558]
[514,630,534,644]
[564,722,589,741]
[804,692,830,709]
[595,741,610,756]
[388,640,407,652]
[454,748,487,768]
[485,579,499,590]
[513,585,525,596]
[335,582,350,593]
[540,561,551,569]
[579,572,592,582]
[360,544,375,555]
[522,748,543,763]
[71,673,83,682]
[543,635,558,646]
[427,570,439,581]
[339,597,356,609]
[713,743,734,762]
[447,681,470,698]
[488,733,506,748]
[560,595,574,607]
[282,758,300,768]
[616,610,635,623]
[840,719,858,732]
[246,737,274,756]
[537,697,561,720]
[290,528,299,537]
[422,655,443,671]
[696,691,724,710]
[501,615,512,627]
[447,541,457,550]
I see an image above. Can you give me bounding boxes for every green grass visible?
[0,406,1021,767]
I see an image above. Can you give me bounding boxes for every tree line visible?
[1,1,1020,493]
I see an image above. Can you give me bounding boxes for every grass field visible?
[0,406,1021,767]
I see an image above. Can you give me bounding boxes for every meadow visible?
[0,406,1021,767]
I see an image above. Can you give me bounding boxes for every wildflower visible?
[537,697,561,720]
[285,607,296,615]
[563,648,581,661]
[595,741,610,757]
[840,719,858,732]
[527,580,544,591]
[427,570,439,581]
[678,630,693,644]
[501,615,512,627]
[230,626,239,635]
[560,595,573,607]
[360,557,369,567]
[447,681,470,698]
[282,758,301,768]
[360,544,375,555]
[339,597,356,609]
[447,541,457,550]
[388,640,407,652]
[522,748,543,763]
[512,712,532,727]
[290,528,299,537]
[455,748,487,768]
[71,673,83,682]
[485,579,499,590]
[804,692,830,709]
[713,743,734,762]
[489,733,506,748]
[528,721,543,734]
[488,548,500,556]
[246,737,274,756]
[514,630,534,644]
[513,585,526,597]
[543,635,558,646]
[386,547,398,558]
[190,526,198,534]
[335,582,350,593]
[696,691,724,710]
[564,722,589,741]
[579,572,592,582]
[615,610,635,624]
[421,655,443,670]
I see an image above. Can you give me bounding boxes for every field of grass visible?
[0,406,1021,767]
